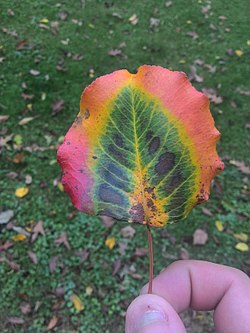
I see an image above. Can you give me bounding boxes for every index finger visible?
[141,260,250,333]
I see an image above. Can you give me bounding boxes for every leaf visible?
[15,187,29,198]
[18,117,34,126]
[52,100,65,115]
[8,317,24,325]
[215,220,224,232]
[0,115,9,123]
[57,66,223,227]
[0,210,14,224]
[47,316,58,330]
[29,69,40,76]
[31,220,45,242]
[234,233,248,242]
[105,237,116,249]
[120,226,136,238]
[235,242,249,252]
[12,234,27,241]
[20,302,31,315]
[229,160,250,175]
[128,14,138,25]
[235,50,243,57]
[28,251,38,264]
[70,294,84,312]
[54,232,70,249]
[193,228,208,245]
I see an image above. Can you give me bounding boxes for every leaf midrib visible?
[131,88,149,223]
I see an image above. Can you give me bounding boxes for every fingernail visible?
[141,309,167,326]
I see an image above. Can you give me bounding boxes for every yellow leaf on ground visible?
[57,182,64,192]
[39,18,49,23]
[234,233,248,242]
[235,50,243,56]
[105,237,116,250]
[247,40,250,46]
[15,187,29,198]
[12,234,27,241]
[215,220,224,232]
[235,242,249,252]
[70,294,84,312]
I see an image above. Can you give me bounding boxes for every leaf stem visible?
[147,224,153,294]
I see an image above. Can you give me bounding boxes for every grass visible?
[0,0,249,332]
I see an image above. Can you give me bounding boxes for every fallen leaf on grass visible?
[201,207,213,216]
[25,175,32,185]
[16,39,28,50]
[71,294,84,312]
[229,160,250,175]
[193,229,208,245]
[128,14,138,25]
[202,88,223,104]
[120,226,136,239]
[21,93,34,100]
[57,182,64,192]
[49,256,58,273]
[18,117,34,126]
[31,220,45,242]
[186,31,199,39]
[112,259,121,276]
[234,233,248,242]
[28,251,38,264]
[0,115,9,123]
[0,210,14,224]
[15,187,29,198]
[85,286,93,296]
[47,316,58,330]
[235,50,243,57]
[12,234,27,241]
[13,152,24,164]
[20,302,31,315]
[0,241,13,252]
[165,1,172,7]
[52,100,64,115]
[99,215,114,228]
[135,247,148,257]
[189,65,203,82]
[105,237,116,250]
[215,220,224,232]
[54,232,70,249]
[235,242,249,252]
[29,69,40,76]
[8,317,24,325]
[108,49,122,57]
[149,18,160,28]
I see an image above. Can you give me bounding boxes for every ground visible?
[0,0,249,332]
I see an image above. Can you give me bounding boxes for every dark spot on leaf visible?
[148,137,160,154]
[92,155,97,159]
[101,167,130,192]
[165,170,183,195]
[84,109,90,119]
[99,184,124,205]
[155,152,175,175]
[113,134,124,147]
[129,203,145,223]
[66,141,71,145]
[146,131,153,141]
[108,144,125,162]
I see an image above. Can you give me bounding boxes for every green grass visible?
[0,0,249,332]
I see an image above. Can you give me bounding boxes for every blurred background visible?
[0,0,249,332]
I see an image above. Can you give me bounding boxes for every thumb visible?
[125,294,187,333]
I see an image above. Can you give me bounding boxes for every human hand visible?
[125,260,250,333]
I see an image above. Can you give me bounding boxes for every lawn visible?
[0,0,249,332]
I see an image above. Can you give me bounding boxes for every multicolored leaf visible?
[57,65,224,227]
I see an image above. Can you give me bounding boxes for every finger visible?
[125,294,186,333]
[141,260,250,333]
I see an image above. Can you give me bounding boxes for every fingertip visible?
[125,294,187,333]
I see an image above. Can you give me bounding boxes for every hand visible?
[125,260,250,333]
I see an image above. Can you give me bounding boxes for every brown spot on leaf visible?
[84,109,90,119]
[129,203,145,223]
[155,152,175,175]
[148,137,160,154]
